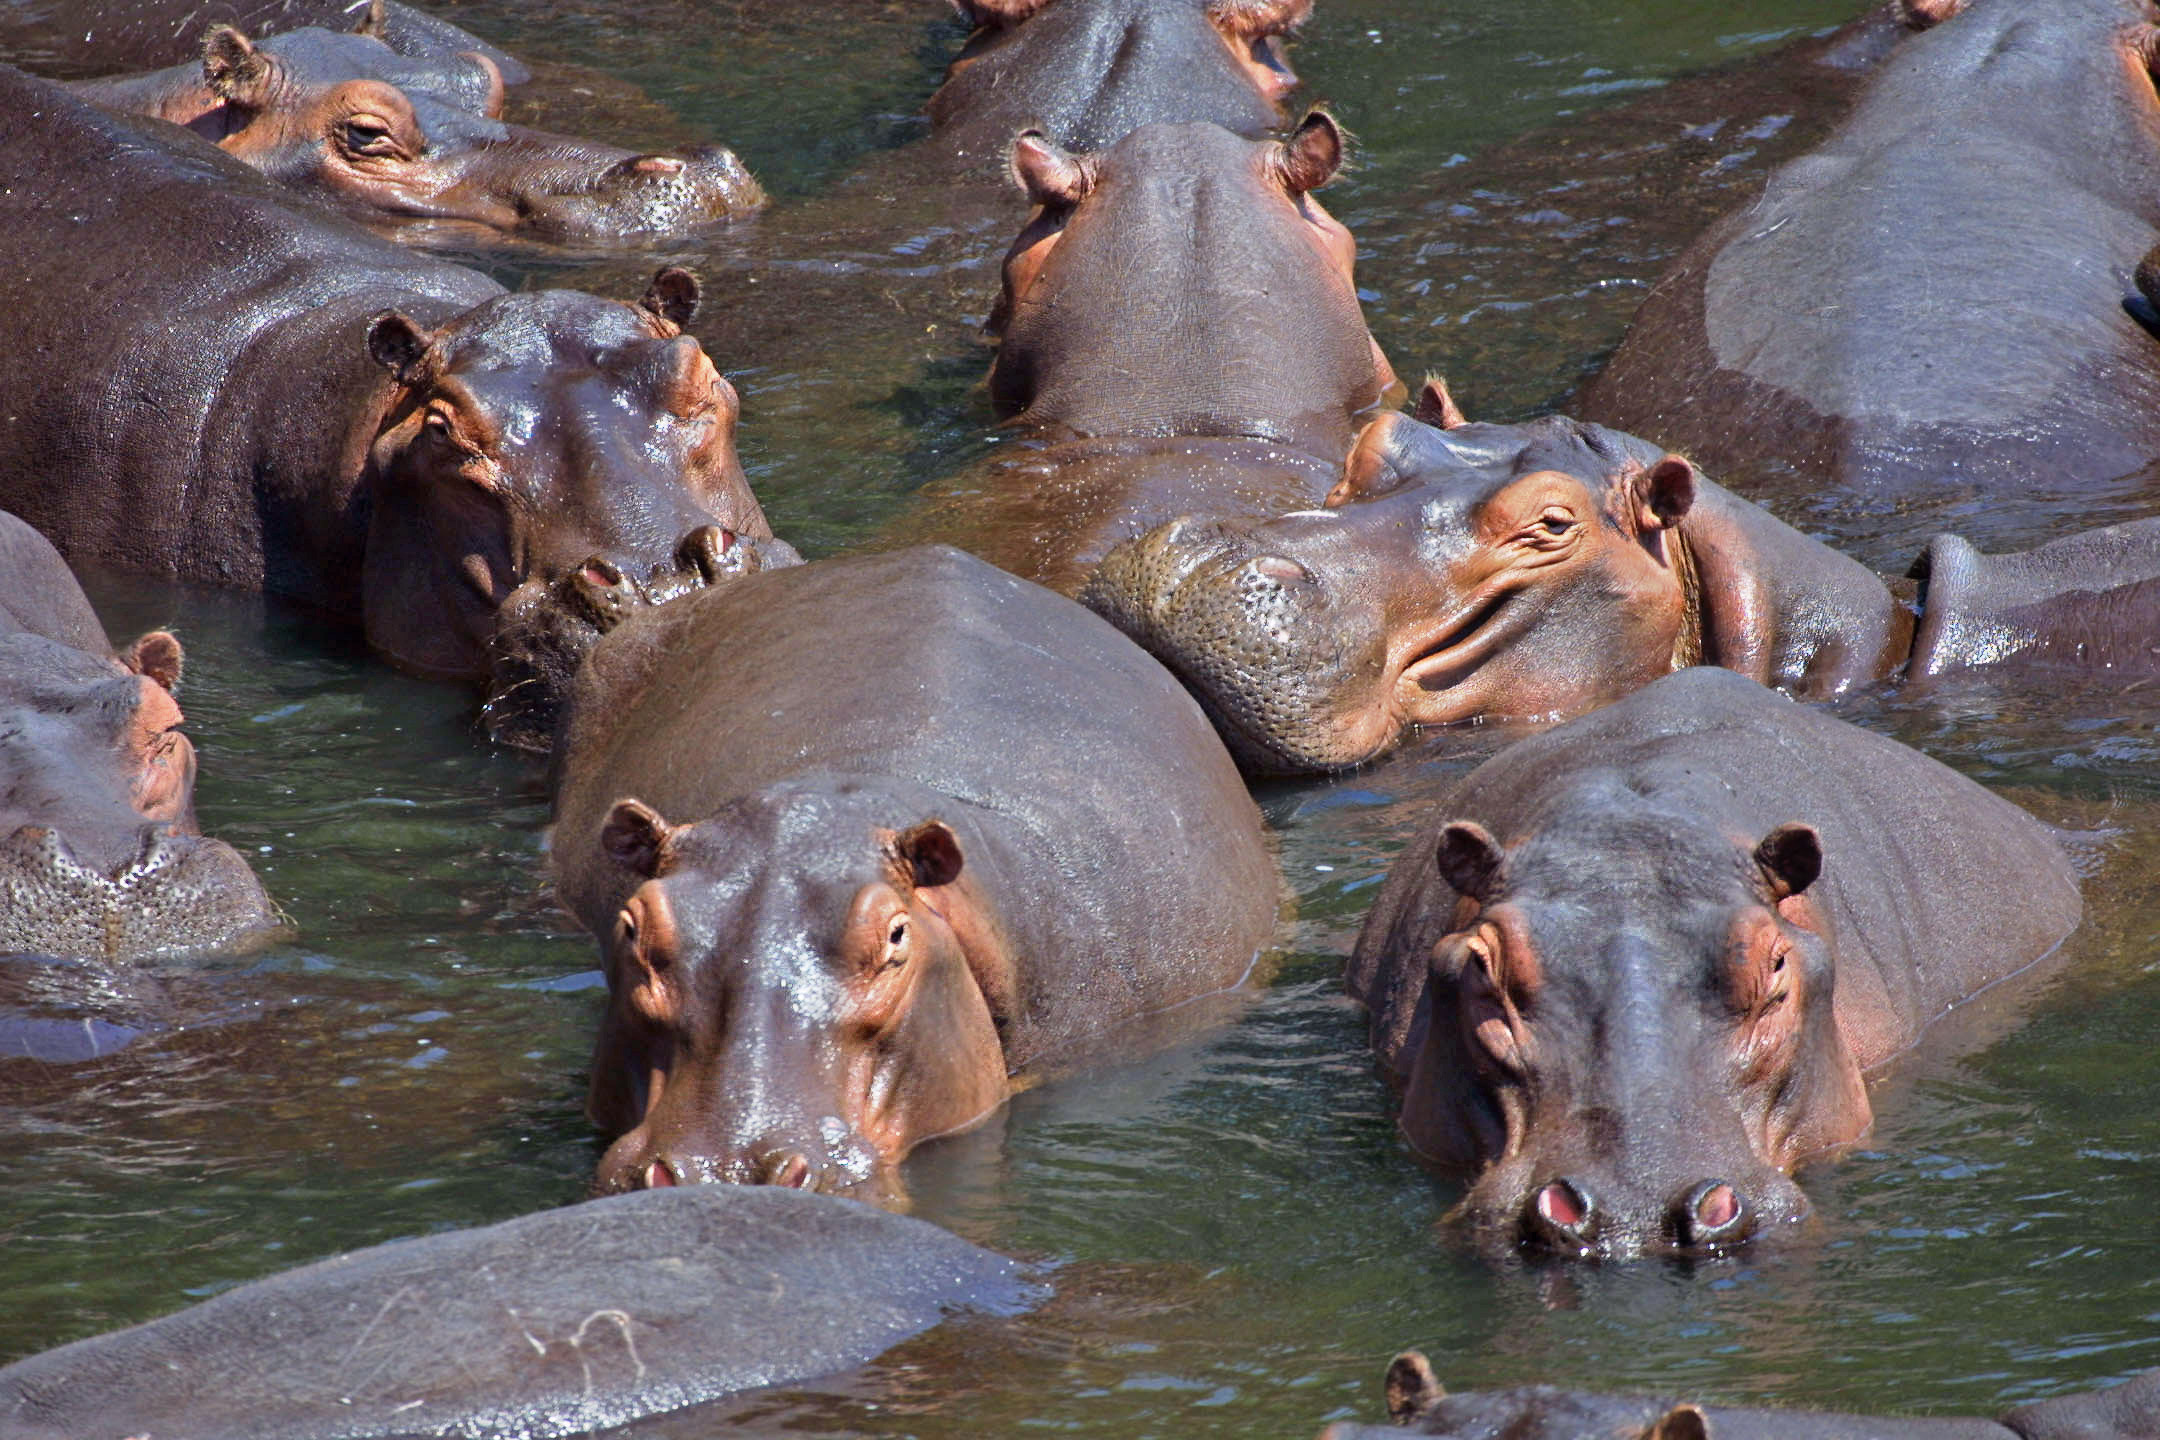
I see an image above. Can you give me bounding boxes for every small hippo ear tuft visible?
[354,0,389,36]
[1638,456,1697,531]
[1896,0,1966,30]
[1650,1403,1712,1440]
[640,268,701,330]
[1384,1350,1444,1422]
[201,26,268,101]
[896,820,965,889]
[602,799,678,879]
[1435,821,1505,904]
[1010,130,1093,208]
[1276,109,1345,194]
[1414,375,1469,429]
[366,311,438,384]
[1755,823,1822,901]
[124,631,185,693]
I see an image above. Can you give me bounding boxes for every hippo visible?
[69,24,765,244]
[1348,666,2080,1259]
[550,545,1279,1200]
[0,0,529,80]
[0,1184,1035,1440]
[930,0,1310,168]
[0,67,796,737]
[1573,0,2160,552]
[0,512,279,963]
[1086,397,2160,773]
[1322,1351,2160,1440]
[884,112,1397,594]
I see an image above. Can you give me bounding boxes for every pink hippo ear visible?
[1208,0,1314,34]
[1384,1351,1444,1423]
[1650,1404,1713,1440]
[1413,375,1470,429]
[123,631,185,693]
[1634,456,1697,533]
[1754,823,1823,901]
[1897,0,1966,29]
[201,25,271,104]
[352,0,389,37]
[952,0,1057,27]
[602,799,680,879]
[365,311,441,385]
[894,819,965,889]
[1434,821,1505,905]
[639,268,702,331]
[1010,130,1094,208]
[1274,108,1345,194]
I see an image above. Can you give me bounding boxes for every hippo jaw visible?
[584,794,1011,1206]
[1403,812,1872,1261]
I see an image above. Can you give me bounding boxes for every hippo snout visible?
[598,1121,883,1200]
[0,822,279,962]
[561,145,767,234]
[1514,1171,1792,1259]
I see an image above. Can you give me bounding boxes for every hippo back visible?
[0,512,113,658]
[554,545,1279,1056]
[1352,667,2081,1075]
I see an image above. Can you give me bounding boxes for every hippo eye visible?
[1536,510,1575,537]
[885,916,909,961]
[343,116,397,154]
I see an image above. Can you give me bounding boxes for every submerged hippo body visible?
[931,0,1308,168]
[0,1185,1033,1440]
[0,68,792,720]
[1349,667,2080,1259]
[0,513,278,962]
[0,0,528,79]
[1575,0,2160,541]
[552,545,1279,1199]
[1327,1353,2160,1440]
[886,113,1396,594]
[1088,403,2160,773]
[71,25,764,244]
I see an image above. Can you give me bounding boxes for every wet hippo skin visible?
[69,23,765,244]
[930,0,1308,169]
[551,545,1279,1200]
[0,67,794,718]
[0,0,529,81]
[1348,667,2080,1260]
[0,1184,1036,1440]
[1322,1352,2160,1440]
[885,111,1397,594]
[1575,0,2160,537]
[1086,402,2160,773]
[0,512,279,962]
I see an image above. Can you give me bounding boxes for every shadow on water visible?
[11,2,2160,1437]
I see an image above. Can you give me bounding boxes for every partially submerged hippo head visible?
[1408,800,1863,1260]
[933,0,1311,158]
[1084,391,1692,772]
[361,268,798,686]
[0,630,280,961]
[112,24,763,242]
[586,782,1009,1201]
[989,112,1396,448]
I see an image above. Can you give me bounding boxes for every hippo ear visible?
[353,0,389,36]
[1326,414,1409,506]
[202,25,269,103]
[1634,456,1696,532]
[895,820,965,889]
[1010,130,1094,208]
[640,268,701,331]
[1896,0,1966,28]
[602,799,679,880]
[366,311,440,385]
[1754,823,1822,901]
[1384,1351,1444,1423]
[1413,374,1469,429]
[1650,1404,1712,1440]
[953,0,1056,26]
[1435,821,1505,905]
[123,631,185,693]
[1274,109,1345,194]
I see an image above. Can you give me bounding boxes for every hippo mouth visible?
[1389,582,1528,721]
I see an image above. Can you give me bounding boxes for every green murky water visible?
[8,2,2160,1435]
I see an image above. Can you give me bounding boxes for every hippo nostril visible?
[632,155,686,176]
[643,1158,678,1189]
[1696,1182,1739,1230]
[764,1152,813,1189]
[1673,1179,1750,1247]
[1525,1177,1598,1253]
[676,525,738,585]
[1246,555,1310,585]
[581,557,624,589]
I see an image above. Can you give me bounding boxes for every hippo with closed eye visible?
[0,67,795,742]
[1087,391,2160,773]
[0,512,278,962]
[1349,666,2079,1260]
[550,545,1278,1201]
[71,24,764,244]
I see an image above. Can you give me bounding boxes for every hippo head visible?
[586,783,1009,1201]
[0,630,280,961]
[989,112,1396,452]
[933,0,1310,157]
[1407,799,1870,1260]
[361,268,798,683]
[188,26,763,242]
[1083,393,1696,772]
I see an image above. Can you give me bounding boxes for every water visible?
[9,1,2160,1435]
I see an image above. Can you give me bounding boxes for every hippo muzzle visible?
[0,822,281,962]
